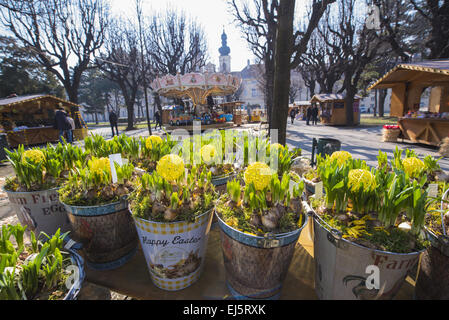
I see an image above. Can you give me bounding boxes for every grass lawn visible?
[360,114,398,126]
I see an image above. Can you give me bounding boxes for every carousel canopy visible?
[151,72,241,107]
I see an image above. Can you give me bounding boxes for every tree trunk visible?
[95,112,98,125]
[374,89,378,117]
[379,89,387,117]
[272,0,295,145]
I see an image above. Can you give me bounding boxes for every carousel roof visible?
[152,72,241,106]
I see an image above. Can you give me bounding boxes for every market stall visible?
[0,94,88,147]
[311,94,361,126]
[369,60,449,146]
[290,101,311,120]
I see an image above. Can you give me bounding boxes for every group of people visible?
[289,104,319,126]
[54,106,75,143]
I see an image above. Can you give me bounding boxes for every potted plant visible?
[137,135,176,172]
[384,148,449,300]
[4,143,87,235]
[129,154,216,291]
[215,162,307,299]
[58,157,138,270]
[309,153,429,300]
[0,223,84,300]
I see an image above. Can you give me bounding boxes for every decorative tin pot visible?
[62,238,86,300]
[415,228,449,299]
[307,203,425,300]
[62,200,138,270]
[4,188,71,236]
[215,209,308,300]
[133,209,213,291]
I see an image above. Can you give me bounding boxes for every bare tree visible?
[0,0,109,103]
[328,0,383,125]
[409,0,449,59]
[146,8,208,76]
[135,0,152,135]
[98,19,146,131]
[229,0,279,131]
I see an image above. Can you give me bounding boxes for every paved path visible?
[285,120,449,172]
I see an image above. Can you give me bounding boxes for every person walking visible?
[66,115,75,143]
[54,106,72,143]
[290,108,296,124]
[109,110,119,137]
[306,107,312,125]
[154,109,162,130]
[312,104,319,125]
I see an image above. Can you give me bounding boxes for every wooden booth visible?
[311,94,361,126]
[0,94,88,147]
[218,101,244,126]
[369,60,449,146]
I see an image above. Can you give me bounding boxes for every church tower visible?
[218,29,231,73]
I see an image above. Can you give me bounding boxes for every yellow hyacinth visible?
[244,162,273,191]
[348,169,376,192]
[145,135,163,150]
[402,157,425,177]
[88,157,111,175]
[330,151,352,167]
[201,144,217,163]
[156,154,185,182]
[22,149,45,164]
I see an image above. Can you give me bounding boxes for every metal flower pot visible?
[216,210,308,300]
[63,238,85,300]
[133,209,213,291]
[309,204,425,300]
[62,200,138,270]
[5,187,71,236]
[415,229,449,299]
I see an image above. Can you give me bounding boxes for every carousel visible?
[151,72,241,131]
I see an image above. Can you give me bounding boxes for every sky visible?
[109,0,257,72]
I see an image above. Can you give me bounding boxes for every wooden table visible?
[85,222,416,300]
[399,117,449,146]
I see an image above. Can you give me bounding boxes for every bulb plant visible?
[215,162,305,236]
[0,223,76,300]
[129,154,217,223]
[313,152,430,253]
[58,157,135,206]
[5,143,88,192]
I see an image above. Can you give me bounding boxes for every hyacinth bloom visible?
[88,157,111,175]
[402,157,425,177]
[201,144,217,163]
[330,151,352,167]
[22,149,45,164]
[348,169,376,192]
[244,162,273,191]
[145,135,163,150]
[156,154,185,182]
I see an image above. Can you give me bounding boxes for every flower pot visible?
[309,206,425,300]
[4,188,71,236]
[62,200,138,270]
[63,239,86,300]
[133,209,213,291]
[415,229,449,299]
[215,210,308,300]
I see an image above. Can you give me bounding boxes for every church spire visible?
[219,28,230,56]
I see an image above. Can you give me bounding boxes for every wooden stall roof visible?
[293,100,311,106]
[311,93,362,102]
[0,94,81,111]
[369,60,449,90]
